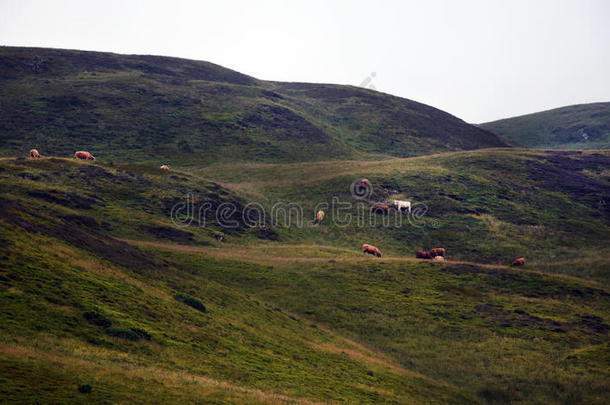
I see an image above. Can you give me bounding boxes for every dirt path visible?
[119,239,601,286]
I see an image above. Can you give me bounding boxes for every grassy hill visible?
[196,148,610,280]
[1,148,609,403]
[0,46,508,165]
[1,45,609,405]
[479,103,610,149]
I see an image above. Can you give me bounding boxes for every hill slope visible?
[197,148,610,280]
[0,151,609,403]
[479,103,610,149]
[0,46,508,164]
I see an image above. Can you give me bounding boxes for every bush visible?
[83,311,112,328]
[105,327,141,341]
[78,384,92,394]
[174,293,207,313]
[130,327,152,341]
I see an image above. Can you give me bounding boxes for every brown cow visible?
[415,250,432,259]
[429,248,446,258]
[160,165,171,170]
[362,244,382,258]
[371,204,390,215]
[75,151,95,161]
[512,257,526,266]
[29,149,41,159]
[315,210,325,224]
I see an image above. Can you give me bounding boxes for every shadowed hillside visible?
[0,46,507,165]
[479,102,610,149]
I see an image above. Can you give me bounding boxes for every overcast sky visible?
[1,0,609,123]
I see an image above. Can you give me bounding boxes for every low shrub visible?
[130,327,152,341]
[105,327,141,341]
[174,293,207,312]
[83,311,112,328]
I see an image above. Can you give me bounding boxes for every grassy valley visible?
[0,46,609,404]
[0,148,609,403]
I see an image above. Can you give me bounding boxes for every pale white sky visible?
[1,0,609,122]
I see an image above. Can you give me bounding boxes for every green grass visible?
[0,148,609,403]
[0,214,472,404]
[195,148,610,276]
[156,248,610,404]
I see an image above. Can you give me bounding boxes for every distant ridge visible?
[479,102,610,149]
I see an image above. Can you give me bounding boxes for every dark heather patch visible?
[139,225,195,243]
[442,264,487,275]
[78,165,115,179]
[475,304,609,335]
[28,190,104,209]
[443,264,609,300]
[160,191,256,234]
[240,104,329,143]
[475,303,567,332]
[252,226,279,241]
[0,196,175,277]
[60,214,111,230]
[580,314,609,334]
[526,154,610,219]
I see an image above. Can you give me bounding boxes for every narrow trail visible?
[119,239,602,286]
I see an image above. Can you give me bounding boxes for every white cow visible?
[393,200,411,213]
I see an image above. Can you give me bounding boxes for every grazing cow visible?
[429,248,446,258]
[371,204,390,215]
[160,165,171,170]
[75,151,95,161]
[315,210,325,224]
[29,149,41,159]
[512,257,526,266]
[415,250,432,259]
[432,255,445,262]
[362,244,382,258]
[393,200,411,213]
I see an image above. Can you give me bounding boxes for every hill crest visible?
[0,46,508,165]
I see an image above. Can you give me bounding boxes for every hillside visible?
[0,46,508,165]
[479,103,610,149]
[1,149,609,403]
[197,148,610,279]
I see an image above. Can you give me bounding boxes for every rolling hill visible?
[1,46,609,404]
[1,149,609,403]
[0,46,508,165]
[479,102,610,149]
